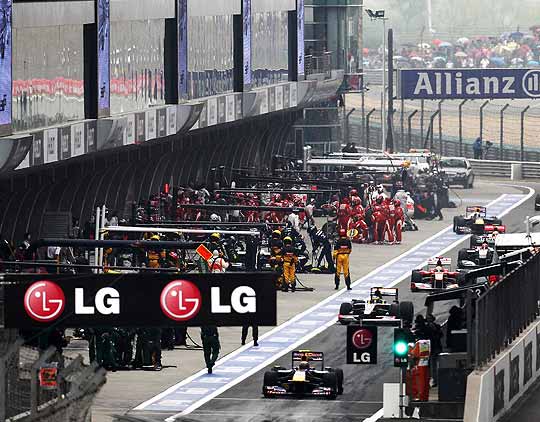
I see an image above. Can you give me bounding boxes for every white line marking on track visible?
[363,408,384,422]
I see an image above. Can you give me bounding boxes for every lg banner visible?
[347,325,378,364]
[399,68,540,100]
[3,273,277,328]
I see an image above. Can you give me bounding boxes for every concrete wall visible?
[464,318,540,422]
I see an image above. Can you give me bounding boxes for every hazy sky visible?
[363,0,540,47]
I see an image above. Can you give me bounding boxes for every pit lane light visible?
[393,328,409,367]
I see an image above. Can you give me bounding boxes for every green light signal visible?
[394,341,408,356]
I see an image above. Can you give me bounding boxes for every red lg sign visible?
[352,328,373,350]
[24,281,66,322]
[160,280,202,321]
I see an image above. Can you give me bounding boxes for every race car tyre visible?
[322,372,338,399]
[389,303,400,318]
[469,235,479,248]
[458,248,469,264]
[339,302,353,322]
[535,194,540,211]
[334,368,344,395]
[263,371,279,397]
[411,270,423,286]
[398,301,414,325]
[453,216,465,233]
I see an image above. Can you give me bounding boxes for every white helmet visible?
[210,213,220,222]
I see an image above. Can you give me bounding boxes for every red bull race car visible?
[338,287,414,326]
[411,257,465,292]
[453,206,505,235]
[262,351,344,399]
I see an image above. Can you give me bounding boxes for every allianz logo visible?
[412,70,540,97]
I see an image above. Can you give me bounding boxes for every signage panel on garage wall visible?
[243,0,252,86]
[3,272,277,328]
[399,68,540,100]
[297,0,304,77]
[97,0,111,117]
[0,0,12,135]
[178,0,188,99]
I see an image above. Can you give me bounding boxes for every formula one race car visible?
[338,287,414,326]
[411,257,465,292]
[469,232,501,249]
[453,206,504,235]
[457,242,495,269]
[262,351,344,399]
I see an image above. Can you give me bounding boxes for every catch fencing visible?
[346,84,540,162]
[473,252,540,368]
[0,337,106,422]
[0,285,106,422]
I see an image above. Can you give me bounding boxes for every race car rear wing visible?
[292,350,324,363]
[465,206,487,217]
[427,257,452,267]
[370,287,398,301]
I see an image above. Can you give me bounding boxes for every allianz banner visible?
[399,68,540,100]
[2,272,277,328]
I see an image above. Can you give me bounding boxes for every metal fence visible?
[345,87,540,162]
[0,335,106,422]
[305,52,333,79]
[473,253,540,368]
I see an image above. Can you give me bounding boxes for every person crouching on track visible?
[333,229,352,290]
[281,236,298,292]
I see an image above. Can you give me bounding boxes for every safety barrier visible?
[464,317,540,422]
[463,252,540,421]
[469,159,540,179]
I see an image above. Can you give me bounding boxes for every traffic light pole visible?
[399,319,404,419]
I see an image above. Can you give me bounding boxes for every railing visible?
[474,252,540,367]
[305,52,333,78]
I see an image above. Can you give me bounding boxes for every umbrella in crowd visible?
[362,26,540,70]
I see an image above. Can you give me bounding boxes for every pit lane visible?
[114,181,534,422]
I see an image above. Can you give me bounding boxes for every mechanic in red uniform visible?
[384,198,396,244]
[393,199,405,244]
[349,197,368,242]
[337,197,352,231]
[372,196,387,244]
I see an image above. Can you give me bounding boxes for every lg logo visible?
[160,280,257,322]
[23,281,120,322]
[160,280,202,321]
[24,281,65,322]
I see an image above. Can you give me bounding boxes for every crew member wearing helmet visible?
[333,229,352,290]
[372,196,387,244]
[209,250,229,273]
[393,199,405,244]
[337,197,352,231]
[147,234,162,268]
[207,232,226,257]
[308,226,335,273]
[210,213,221,223]
[281,236,298,292]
